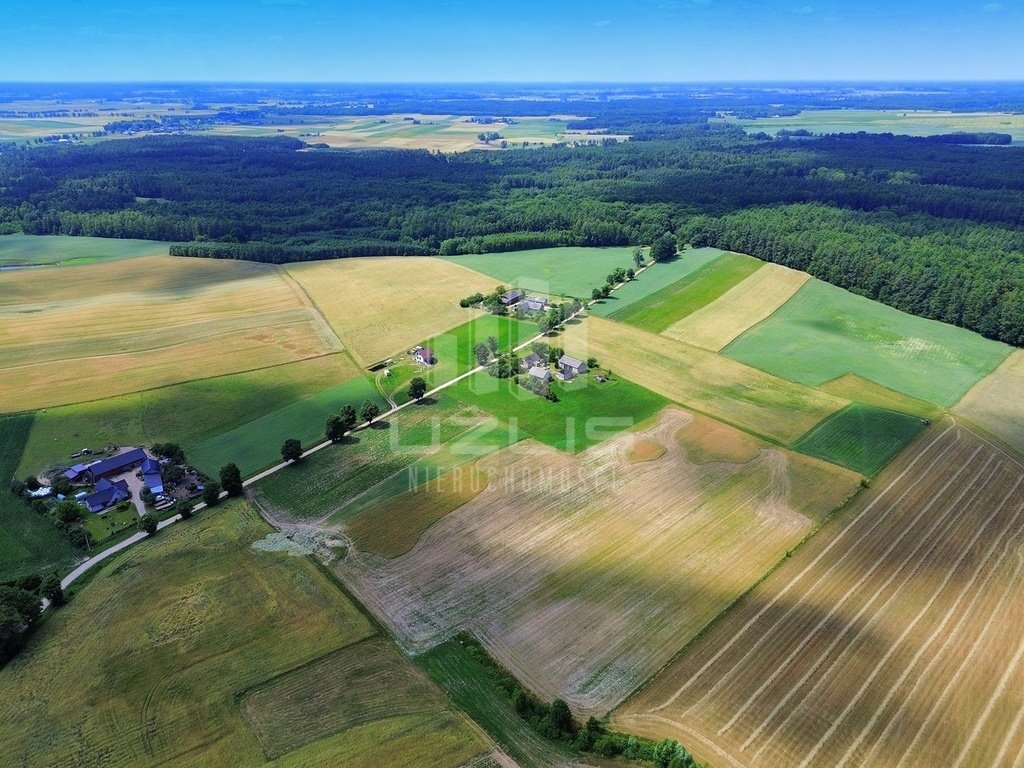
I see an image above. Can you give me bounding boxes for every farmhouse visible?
[558,354,588,380]
[519,351,543,371]
[414,347,436,365]
[522,296,548,312]
[528,365,552,382]
[84,478,130,513]
[500,289,524,305]
[82,447,149,482]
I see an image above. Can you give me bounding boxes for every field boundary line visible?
[657,422,958,714]
[276,266,348,353]
[718,448,988,738]
[847,483,1024,767]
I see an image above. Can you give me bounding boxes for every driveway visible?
[119,471,147,518]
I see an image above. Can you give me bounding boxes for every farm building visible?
[523,296,548,312]
[84,478,130,513]
[414,347,436,365]
[519,351,543,371]
[500,289,524,305]
[82,448,149,482]
[63,462,93,482]
[558,355,588,380]
[528,365,552,382]
[141,458,164,495]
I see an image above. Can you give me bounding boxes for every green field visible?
[0,234,168,267]
[0,500,487,767]
[448,369,668,453]
[724,279,1011,406]
[589,247,727,318]
[727,108,1024,142]
[0,414,82,582]
[793,403,929,476]
[442,246,638,298]
[81,503,139,547]
[188,373,387,477]
[251,399,497,524]
[419,639,574,768]
[17,355,358,476]
[384,315,537,406]
[607,252,762,330]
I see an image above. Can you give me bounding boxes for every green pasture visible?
[448,369,668,453]
[442,246,638,299]
[606,252,761,330]
[188,374,386,477]
[384,315,536,406]
[0,234,168,267]
[724,279,1010,406]
[589,247,727,318]
[793,403,928,476]
[0,414,82,582]
[81,503,138,547]
[18,356,355,476]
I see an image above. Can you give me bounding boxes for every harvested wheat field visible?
[560,317,847,445]
[661,263,809,351]
[336,407,861,716]
[955,349,1024,459]
[286,257,496,365]
[0,256,341,411]
[616,418,1024,768]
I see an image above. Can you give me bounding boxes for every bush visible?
[140,513,158,536]
[202,481,221,507]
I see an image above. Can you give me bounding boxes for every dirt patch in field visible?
[676,412,762,464]
[626,439,667,464]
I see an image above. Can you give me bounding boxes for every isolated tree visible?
[325,414,345,443]
[486,335,499,354]
[633,246,646,268]
[474,342,491,366]
[140,512,159,536]
[339,404,358,432]
[281,438,303,463]
[650,232,677,263]
[202,481,221,507]
[174,499,194,519]
[587,357,599,369]
[219,463,243,497]
[360,399,381,424]
[408,376,427,401]
[41,574,65,607]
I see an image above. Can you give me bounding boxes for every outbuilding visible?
[558,355,588,381]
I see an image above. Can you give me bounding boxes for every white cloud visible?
[983,2,1004,10]
[594,19,612,26]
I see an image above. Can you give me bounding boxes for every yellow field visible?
[286,256,495,365]
[0,256,341,411]
[0,501,488,768]
[662,263,809,351]
[821,373,944,420]
[560,316,848,445]
[337,407,861,716]
[954,349,1024,458]
[616,420,1024,768]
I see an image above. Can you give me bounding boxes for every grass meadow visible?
[793,403,929,476]
[724,279,1011,406]
[442,246,639,299]
[0,234,169,267]
[187,373,387,477]
[589,247,728,318]
[0,414,82,582]
[0,500,488,767]
[607,252,762,331]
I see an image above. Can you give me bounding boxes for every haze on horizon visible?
[2,0,1023,83]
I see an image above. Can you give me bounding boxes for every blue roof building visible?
[141,458,164,495]
[84,478,131,513]
[84,448,148,481]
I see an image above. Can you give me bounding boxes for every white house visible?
[414,347,436,365]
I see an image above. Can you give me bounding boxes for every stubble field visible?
[954,349,1024,458]
[336,407,861,716]
[616,419,1024,768]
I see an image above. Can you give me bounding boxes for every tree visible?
[339,404,358,432]
[591,288,603,301]
[41,574,65,607]
[650,232,677,263]
[538,315,553,335]
[175,499,194,519]
[52,475,73,496]
[474,342,491,366]
[281,438,303,463]
[550,698,574,735]
[202,481,221,507]
[408,376,427,401]
[163,464,185,486]
[360,399,381,424]
[140,512,159,536]
[325,414,345,443]
[626,267,635,280]
[587,357,599,369]
[633,246,646,268]
[152,442,186,464]
[486,335,499,354]
[219,463,243,496]
[52,500,81,524]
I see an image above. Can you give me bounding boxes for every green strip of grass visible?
[793,403,928,476]
[610,252,762,332]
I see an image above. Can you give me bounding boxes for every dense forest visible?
[1,122,1022,345]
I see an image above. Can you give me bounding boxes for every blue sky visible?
[3,0,1022,81]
